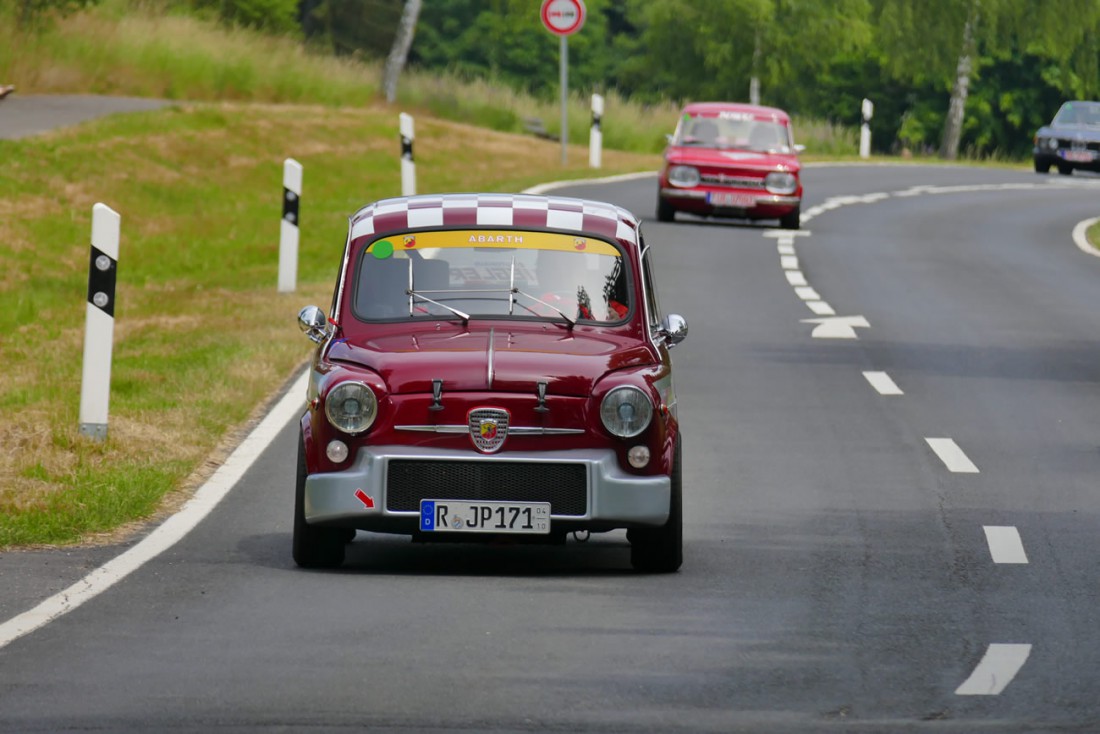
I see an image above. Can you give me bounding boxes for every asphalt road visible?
[0,94,168,140]
[3,144,1100,731]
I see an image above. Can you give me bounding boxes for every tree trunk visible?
[382,0,423,105]
[940,3,979,160]
[749,28,761,105]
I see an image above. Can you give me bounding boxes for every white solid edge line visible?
[983,525,1029,564]
[0,370,310,651]
[522,171,656,195]
[1072,217,1100,258]
[862,371,903,395]
[955,643,1032,695]
[925,437,980,473]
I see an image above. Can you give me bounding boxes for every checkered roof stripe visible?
[348,194,639,245]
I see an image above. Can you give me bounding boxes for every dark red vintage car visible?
[294,193,688,572]
[657,102,803,229]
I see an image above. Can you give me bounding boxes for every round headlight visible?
[600,386,654,438]
[668,165,701,188]
[325,381,378,434]
[765,172,798,195]
[1047,137,1059,150]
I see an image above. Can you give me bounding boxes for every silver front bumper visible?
[304,446,670,528]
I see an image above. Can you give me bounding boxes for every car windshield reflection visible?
[353,230,631,325]
[676,117,792,153]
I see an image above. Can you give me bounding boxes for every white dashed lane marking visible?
[862,371,903,395]
[925,437,980,473]
[785,270,808,287]
[955,644,1032,695]
[983,526,1029,564]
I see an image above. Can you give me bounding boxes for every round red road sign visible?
[541,0,586,36]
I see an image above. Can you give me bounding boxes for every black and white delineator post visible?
[79,203,120,441]
[860,98,874,159]
[589,93,603,169]
[279,158,302,293]
[400,113,416,196]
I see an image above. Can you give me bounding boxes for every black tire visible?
[293,430,346,569]
[1034,158,1050,174]
[656,195,675,223]
[1058,163,1073,176]
[628,438,683,573]
[779,206,801,230]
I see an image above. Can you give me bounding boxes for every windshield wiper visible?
[511,289,575,328]
[405,259,470,323]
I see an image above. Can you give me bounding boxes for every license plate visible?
[1064,150,1095,162]
[420,500,551,534]
[707,191,756,208]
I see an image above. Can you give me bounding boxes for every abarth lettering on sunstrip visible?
[468,234,525,244]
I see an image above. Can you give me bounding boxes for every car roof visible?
[348,193,640,247]
[681,101,791,123]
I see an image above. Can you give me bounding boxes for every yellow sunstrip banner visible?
[367,230,620,257]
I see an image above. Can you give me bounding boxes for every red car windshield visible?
[676,114,793,153]
[352,230,630,324]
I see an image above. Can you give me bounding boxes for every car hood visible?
[665,145,800,172]
[327,323,655,397]
[1038,124,1100,142]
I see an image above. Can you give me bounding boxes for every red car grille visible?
[699,172,765,188]
[385,460,588,516]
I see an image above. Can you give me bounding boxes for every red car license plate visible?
[707,192,756,208]
[1064,150,1096,163]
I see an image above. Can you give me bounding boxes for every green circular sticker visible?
[372,240,394,259]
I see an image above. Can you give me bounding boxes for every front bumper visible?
[304,446,671,533]
[660,186,800,217]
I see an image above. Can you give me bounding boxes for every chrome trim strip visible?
[396,424,584,435]
[487,327,495,389]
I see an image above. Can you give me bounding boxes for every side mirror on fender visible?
[661,313,688,348]
[298,305,328,344]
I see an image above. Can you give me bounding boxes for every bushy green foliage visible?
[190,0,299,34]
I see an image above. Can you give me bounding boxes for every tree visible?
[382,0,422,103]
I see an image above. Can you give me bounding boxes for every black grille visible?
[386,460,587,516]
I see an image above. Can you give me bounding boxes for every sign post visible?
[541,0,586,166]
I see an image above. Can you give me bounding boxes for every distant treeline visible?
[22,0,1100,158]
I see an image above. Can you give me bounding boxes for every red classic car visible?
[294,193,687,572]
[657,102,803,229]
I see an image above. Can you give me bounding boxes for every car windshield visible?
[352,229,630,324]
[676,114,792,153]
[1053,101,1100,127]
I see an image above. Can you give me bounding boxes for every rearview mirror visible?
[298,305,328,344]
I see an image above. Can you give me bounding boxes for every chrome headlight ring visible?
[765,172,798,195]
[324,381,378,435]
[667,165,701,188]
[600,386,654,438]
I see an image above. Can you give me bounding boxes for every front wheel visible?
[1034,158,1050,174]
[293,430,346,569]
[628,438,683,573]
[1058,163,1073,176]
[779,206,801,230]
[656,195,675,223]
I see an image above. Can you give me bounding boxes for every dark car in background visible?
[1034,101,1100,175]
[657,102,804,229]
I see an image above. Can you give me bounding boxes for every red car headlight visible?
[765,172,798,195]
[667,165,700,188]
[324,381,378,435]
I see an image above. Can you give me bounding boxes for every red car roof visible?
[681,102,791,124]
[348,193,640,247]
